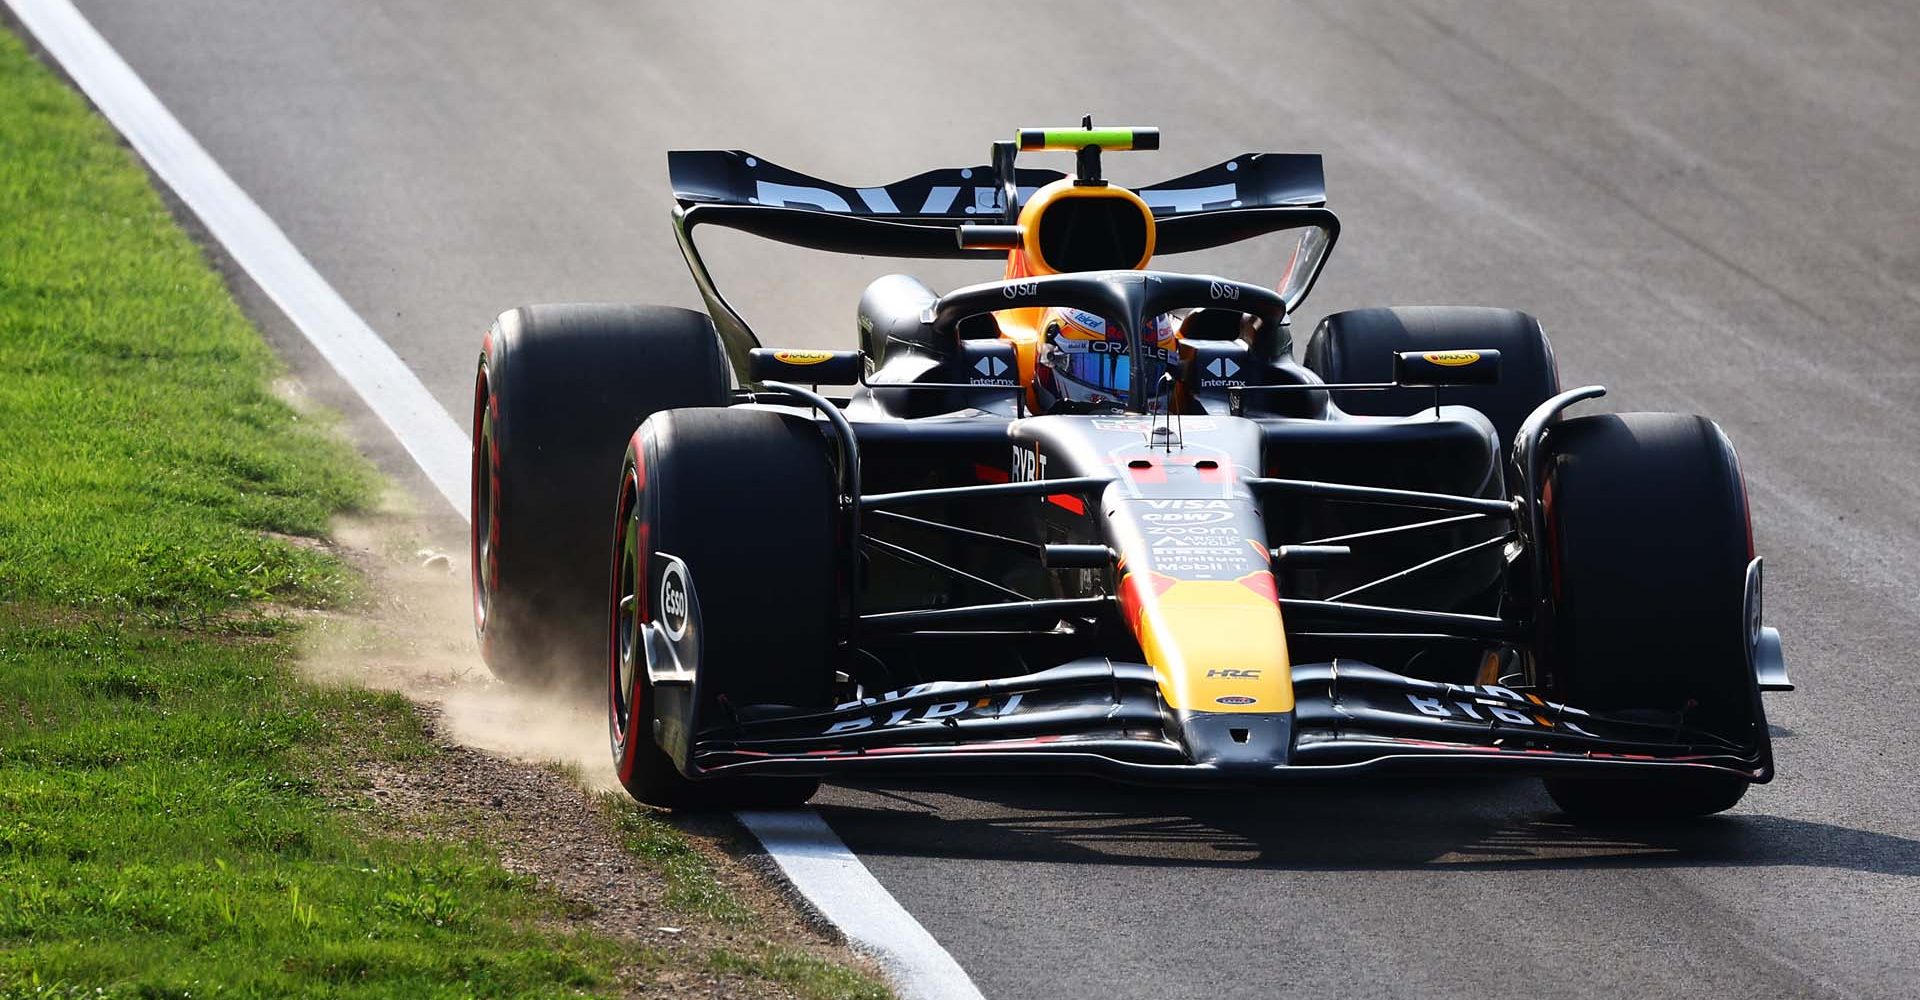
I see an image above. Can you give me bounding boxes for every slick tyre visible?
[1539,412,1759,821]
[1303,306,1559,449]
[609,408,837,810]
[473,304,728,689]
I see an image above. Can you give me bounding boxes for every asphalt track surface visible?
[42,2,1920,997]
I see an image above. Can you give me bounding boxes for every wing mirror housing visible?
[748,348,865,385]
[1394,349,1502,387]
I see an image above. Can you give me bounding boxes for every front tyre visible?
[1538,412,1762,821]
[609,408,837,810]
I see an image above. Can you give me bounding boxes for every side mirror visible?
[1394,349,1502,387]
[748,348,864,385]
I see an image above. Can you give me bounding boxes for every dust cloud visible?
[300,502,620,792]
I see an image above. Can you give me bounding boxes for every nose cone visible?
[1100,472,1294,715]
[1124,574,1295,712]
[1180,710,1295,772]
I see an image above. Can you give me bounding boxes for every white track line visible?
[7,2,985,997]
[739,810,985,1000]
[8,0,469,520]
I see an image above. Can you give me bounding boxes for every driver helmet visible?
[1033,307,1180,413]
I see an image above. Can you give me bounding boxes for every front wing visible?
[684,659,1773,786]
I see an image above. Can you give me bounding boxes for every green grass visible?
[708,948,892,1000]
[0,28,371,618]
[0,612,625,999]
[598,798,890,1000]
[0,25,624,994]
[0,25,890,999]
[603,796,754,925]
[0,22,632,995]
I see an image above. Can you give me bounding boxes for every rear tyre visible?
[1538,412,1759,821]
[473,305,728,689]
[1302,306,1559,449]
[609,408,836,810]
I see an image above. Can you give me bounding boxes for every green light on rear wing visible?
[1017,127,1161,152]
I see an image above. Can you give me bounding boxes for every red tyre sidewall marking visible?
[612,431,652,785]
[471,334,502,659]
[486,392,502,606]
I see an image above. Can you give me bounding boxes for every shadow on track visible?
[815,777,1920,876]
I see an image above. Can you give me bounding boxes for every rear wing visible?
[666,148,1339,381]
[667,149,1328,220]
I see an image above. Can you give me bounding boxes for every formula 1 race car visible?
[470,122,1793,821]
